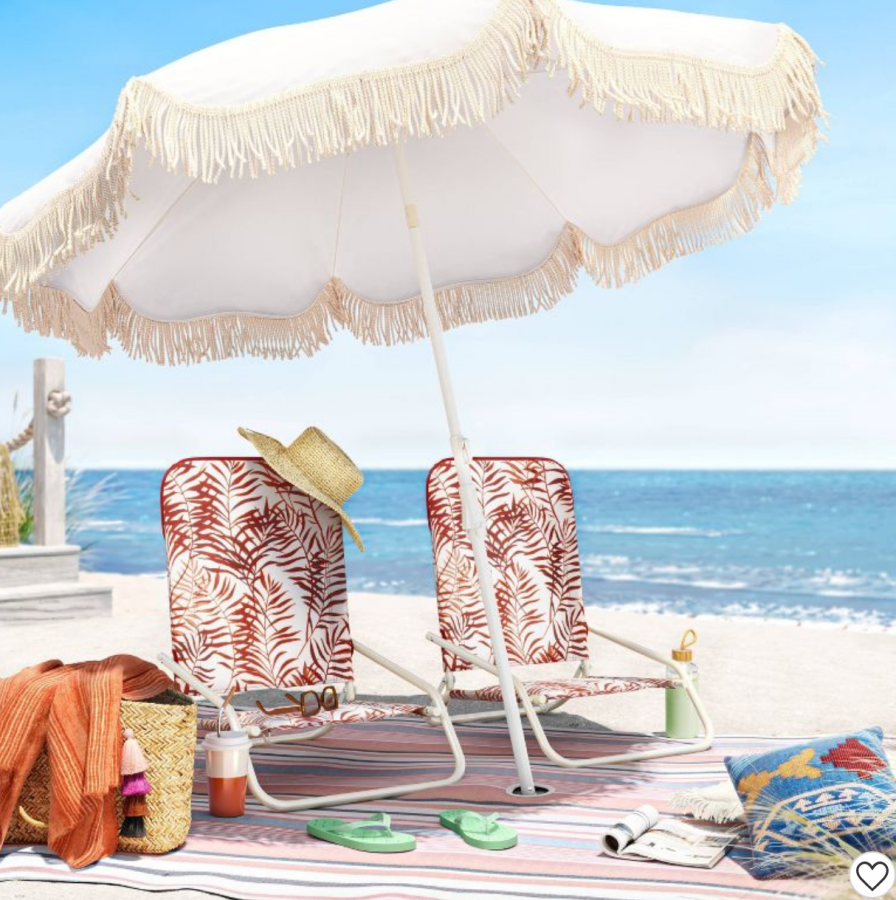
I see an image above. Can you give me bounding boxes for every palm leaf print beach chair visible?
[159,457,464,812]
[424,457,713,768]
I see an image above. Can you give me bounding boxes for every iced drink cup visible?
[203,731,251,817]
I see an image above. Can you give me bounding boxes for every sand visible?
[2,572,893,735]
[1,573,894,899]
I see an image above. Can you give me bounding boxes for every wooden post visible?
[33,358,67,546]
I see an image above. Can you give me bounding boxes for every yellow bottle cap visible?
[672,628,697,662]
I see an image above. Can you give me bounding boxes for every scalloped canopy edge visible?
[0,0,826,364]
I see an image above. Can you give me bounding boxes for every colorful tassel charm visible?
[120,727,151,838]
[121,772,152,797]
[121,728,149,775]
[120,795,148,838]
[124,794,148,817]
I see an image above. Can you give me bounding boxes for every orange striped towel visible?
[0,655,172,868]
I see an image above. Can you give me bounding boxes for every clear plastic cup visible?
[203,731,251,817]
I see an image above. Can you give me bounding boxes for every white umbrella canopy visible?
[1,0,823,362]
[0,0,825,795]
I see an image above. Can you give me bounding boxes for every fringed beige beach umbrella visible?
[0,0,825,793]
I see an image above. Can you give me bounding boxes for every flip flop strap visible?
[333,813,393,835]
[457,811,500,834]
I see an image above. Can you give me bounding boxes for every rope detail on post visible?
[4,420,34,453]
[47,391,72,418]
[3,391,71,451]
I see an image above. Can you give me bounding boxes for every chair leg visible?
[428,690,711,767]
[159,651,466,812]
[244,705,465,812]
[419,633,716,769]
[251,655,467,812]
[254,724,335,744]
[238,652,467,812]
[425,696,570,726]
[516,683,713,768]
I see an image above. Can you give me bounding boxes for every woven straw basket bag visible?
[8,690,197,854]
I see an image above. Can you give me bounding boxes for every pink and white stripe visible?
[1,717,858,900]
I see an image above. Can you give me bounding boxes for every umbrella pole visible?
[393,143,538,796]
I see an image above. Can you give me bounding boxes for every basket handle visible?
[18,805,48,831]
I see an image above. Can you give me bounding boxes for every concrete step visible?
[0,544,81,588]
[0,580,112,623]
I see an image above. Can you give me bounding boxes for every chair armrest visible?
[586,626,689,681]
[157,652,262,737]
[425,633,529,700]
[425,632,500,677]
[352,639,444,708]
[158,652,223,707]
[588,626,713,743]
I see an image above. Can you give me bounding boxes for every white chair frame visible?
[422,624,713,768]
[159,639,465,812]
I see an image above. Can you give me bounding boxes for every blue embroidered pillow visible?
[725,727,896,879]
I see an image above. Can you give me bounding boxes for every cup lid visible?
[203,730,251,747]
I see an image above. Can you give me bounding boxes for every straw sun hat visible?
[238,426,364,551]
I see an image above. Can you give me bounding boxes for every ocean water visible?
[71,470,896,629]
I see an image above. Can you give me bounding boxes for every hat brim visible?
[238,428,364,552]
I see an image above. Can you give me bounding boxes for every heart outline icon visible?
[856,860,890,892]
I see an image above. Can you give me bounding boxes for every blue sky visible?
[1,1,893,469]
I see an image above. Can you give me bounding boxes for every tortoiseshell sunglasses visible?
[255,686,339,718]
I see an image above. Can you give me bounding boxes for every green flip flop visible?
[439,809,518,850]
[306,812,416,853]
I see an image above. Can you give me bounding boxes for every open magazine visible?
[600,805,740,869]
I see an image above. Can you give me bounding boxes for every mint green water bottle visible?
[665,629,700,739]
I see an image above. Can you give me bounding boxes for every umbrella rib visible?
[330,155,349,280]
[105,176,200,291]
[481,123,569,225]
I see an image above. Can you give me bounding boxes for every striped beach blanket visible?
[0,717,836,899]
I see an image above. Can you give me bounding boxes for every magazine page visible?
[618,819,739,869]
[600,806,660,856]
[600,807,739,869]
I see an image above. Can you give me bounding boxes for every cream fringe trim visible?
[579,136,774,288]
[130,0,539,181]
[4,138,774,365]
[671,781,745,824]
[0,0,540,301]
[5,225,580,365]
[0,0,824,363]
[536,0,826,205]
[0,103,137,298]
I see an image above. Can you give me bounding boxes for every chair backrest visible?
[426,457,588,672]
[161,457,353,695]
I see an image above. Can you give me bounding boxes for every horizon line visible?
[20,465,896,473]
